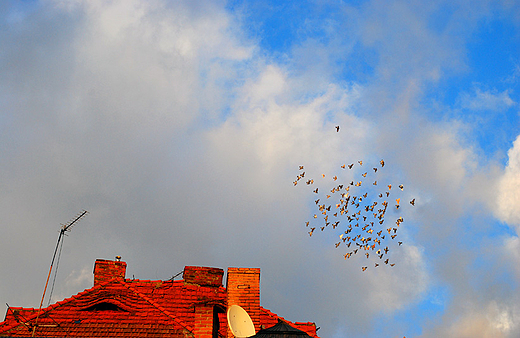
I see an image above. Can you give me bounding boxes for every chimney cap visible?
[115,256,121,261]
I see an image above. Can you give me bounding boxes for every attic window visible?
[82,302,127,312]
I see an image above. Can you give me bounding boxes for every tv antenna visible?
[32,210,88,337]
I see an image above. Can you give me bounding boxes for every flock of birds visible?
[293,126,415,271]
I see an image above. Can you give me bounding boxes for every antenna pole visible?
[31,210,87,337]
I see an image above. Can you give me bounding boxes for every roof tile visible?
[1,263,319,338]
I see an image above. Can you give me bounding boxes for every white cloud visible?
[209,64,369,180]
[365,244,428,312]
[504,236,520,279]
[65,267,92,289]
[434,301,520,338]
[495,134,520,228]
[0,0,256,316]
[460,88,516,112]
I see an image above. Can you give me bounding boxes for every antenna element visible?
[32,210,88,337]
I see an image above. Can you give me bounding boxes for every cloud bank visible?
[1,1,520,337]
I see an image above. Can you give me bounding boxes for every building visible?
[250,320,314,337]
[0,258,319,338]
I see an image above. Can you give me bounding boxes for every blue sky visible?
[1,1,520,337]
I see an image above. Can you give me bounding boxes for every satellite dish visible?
[227,305,256,338]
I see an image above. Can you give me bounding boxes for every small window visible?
[82,302,127,312]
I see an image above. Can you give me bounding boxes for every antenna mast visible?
[31,210,88,337]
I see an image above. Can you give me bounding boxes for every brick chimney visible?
[183,266,224,287]
[93,259,127,286]
[193,305,214,338]
[226,267,260,337]
[184,266,225,338]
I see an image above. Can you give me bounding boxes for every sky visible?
[1,0,520,337]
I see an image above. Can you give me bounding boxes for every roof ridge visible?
[117,279,194,332]
[260,306,287,322]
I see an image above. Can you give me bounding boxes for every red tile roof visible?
[0,261,319,338]
[258,308,318,338]
[1,278,194,337]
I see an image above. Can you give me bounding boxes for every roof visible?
[0,261,319,338]
[251,320,313,338]
[258,308,318,338]
[0,278,205,337]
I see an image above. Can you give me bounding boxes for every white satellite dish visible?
[227,305,256,338]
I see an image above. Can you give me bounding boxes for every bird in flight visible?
[294,158,414,271]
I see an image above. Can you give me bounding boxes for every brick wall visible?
[93,259,127,286]
[226,268,260,337]
[183,266,224,287]
[184,266,225,338]
[193,305,214,338]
